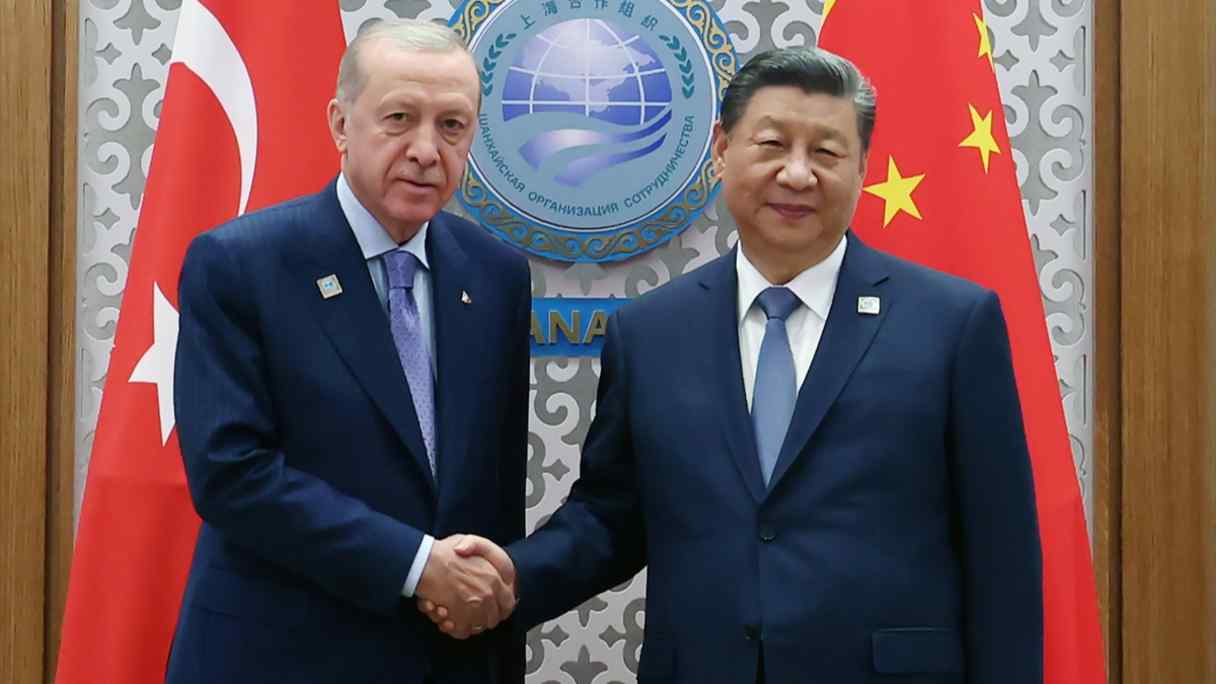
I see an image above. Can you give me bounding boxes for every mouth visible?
[767,203,815,219]
[399,178,438,191]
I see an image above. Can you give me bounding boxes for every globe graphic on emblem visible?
[502,18,674,187]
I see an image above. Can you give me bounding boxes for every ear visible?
[711,121,728,172]
[327,98,348,155]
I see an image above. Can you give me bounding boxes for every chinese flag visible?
[55,2,344,681]
[819,2,1105,683]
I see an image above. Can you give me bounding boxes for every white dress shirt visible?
[336,173,436,372]
[736,236,847,410]
[335,173,436,598]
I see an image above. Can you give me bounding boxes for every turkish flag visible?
[819,2,1105,683]
[55,2,344,681]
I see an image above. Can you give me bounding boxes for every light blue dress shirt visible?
[335,173,436,597]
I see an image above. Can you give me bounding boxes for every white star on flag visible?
[129,283,180,445]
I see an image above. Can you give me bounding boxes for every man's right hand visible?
[414,534,516,639]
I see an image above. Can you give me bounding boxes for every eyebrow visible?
[377,97,474,116]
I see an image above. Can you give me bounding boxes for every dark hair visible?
[719,46,877,152]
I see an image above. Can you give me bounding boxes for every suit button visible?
[743,624,760,641]
[759,525,776,542]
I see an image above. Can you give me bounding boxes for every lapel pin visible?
[461,290,472,305]
[316,274,343,299]
[857,296,881,315]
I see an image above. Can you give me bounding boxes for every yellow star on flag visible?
[863,156,925,227]
[823,0,836,22]
[973,13,994,68]
[958,104,1001,172]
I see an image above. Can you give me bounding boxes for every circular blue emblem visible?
[451,0,738,262]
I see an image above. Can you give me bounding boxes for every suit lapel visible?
[700,251,766,503]
[767,233,891,492]
[294,182,436,494]
[426,215,484,505]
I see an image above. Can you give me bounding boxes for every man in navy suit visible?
[168,19,528,684]
[430,47,1043,683]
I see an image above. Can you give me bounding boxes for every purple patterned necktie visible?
[383,250,436,477]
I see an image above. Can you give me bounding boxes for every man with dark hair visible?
[430,46,1043,684]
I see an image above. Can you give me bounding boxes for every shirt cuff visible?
[402,534,435,597]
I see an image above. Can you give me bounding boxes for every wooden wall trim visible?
[1119,0,1216,682]
[1205,0,1216,672]
[0,0,53,682]
[45,0,78,680]
[1093,0,1122,680]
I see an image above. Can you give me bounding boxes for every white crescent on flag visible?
[170,0,258,216]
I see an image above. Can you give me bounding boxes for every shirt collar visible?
[736,234,848,323]
[336,172,430,269]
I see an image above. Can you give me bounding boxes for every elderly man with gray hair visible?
[166,18,529,684]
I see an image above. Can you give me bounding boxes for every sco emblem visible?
[452,0,737,262]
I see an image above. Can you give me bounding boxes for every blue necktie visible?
[383,250,436,477]
[752,287,800,486]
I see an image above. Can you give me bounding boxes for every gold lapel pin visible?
[461,290,472,305]
[857,296,880,315]
[316,274,343,299]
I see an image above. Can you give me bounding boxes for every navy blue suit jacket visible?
[167,180,530,684]
[509,233,1043,684]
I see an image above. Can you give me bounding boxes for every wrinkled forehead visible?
[360,43,481,106]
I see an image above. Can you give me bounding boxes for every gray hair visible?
[335,19,472,103]
[719,46,877,153]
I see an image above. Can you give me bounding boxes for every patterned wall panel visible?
[75,1,1095,680]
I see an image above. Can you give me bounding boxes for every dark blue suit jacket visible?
[509,233,1043,684]
[167,181,530,684]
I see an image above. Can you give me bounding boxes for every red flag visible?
[55,2,344,681]
[819,2,1105,683]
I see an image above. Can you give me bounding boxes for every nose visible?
[406,128,440,168]
[777,154,815,191]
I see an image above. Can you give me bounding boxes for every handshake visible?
[414,534,515,639]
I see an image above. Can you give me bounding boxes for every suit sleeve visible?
[174,232,423,616]
[947,290,1044,684]
[508,307,648,630]
[493,256,531,684]
[495,257,531,550]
